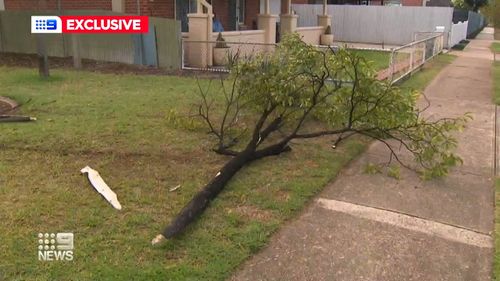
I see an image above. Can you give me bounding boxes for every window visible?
[384,0,402,5]
[237,0,245,24]
[176,0,198,32]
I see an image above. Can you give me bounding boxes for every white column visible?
[318,0,331,27]
[187,13,213,67]
[197,0,213,14]
[0,0,5,11]
[258,14,278,47]
[112,0,125,13]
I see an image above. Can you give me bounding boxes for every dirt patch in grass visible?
[233,205,274,221]
[0,52,224,78]
[0,50,392,80]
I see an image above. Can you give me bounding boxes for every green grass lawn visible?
[491,42,500,53]
[493,56,500,281]
[492,43,500,105]
[398,54,456,92]
[0,53,454,281]
[352,49,391,71]
[494,61,500,105]
[495,179,500,280]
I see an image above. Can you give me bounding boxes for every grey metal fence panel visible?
[132,24,158,67]
[0,10,65,56]
[60,10,135,64]
[0,10,182,69]
[151,17,182,70]
[466,11,486,38]
[292,5,453,46]
[74,33,135,64]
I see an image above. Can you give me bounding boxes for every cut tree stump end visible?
[151,234,166,246]
[0,97,18,114]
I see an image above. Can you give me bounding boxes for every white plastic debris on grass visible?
[169,184,181,192]
[80,166,122,210]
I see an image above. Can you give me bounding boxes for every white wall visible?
[296,26,324,45]
[292,4,454,46]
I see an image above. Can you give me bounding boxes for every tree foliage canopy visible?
[464,0,488,11]
[155,34,468,243]
[200,34,468,179]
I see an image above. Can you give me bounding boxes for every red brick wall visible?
[245,0,259,29]
[5,0,111,10]
[4,0,174,17]
[401,0,423,5]
[124,0,174,17]
[213,0,230,30]
[213,0,261,31]
[125,0,147,15]
[148,0,174,17]
[4,0,319,29]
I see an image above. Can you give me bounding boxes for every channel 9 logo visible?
[31,16,62,33]
[37,232,74,261]
[30,15,148,34]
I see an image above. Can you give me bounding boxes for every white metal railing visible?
[181,33,445,84]
[389,33,444,84]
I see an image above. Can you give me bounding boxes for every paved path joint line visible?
[316,198,493,249]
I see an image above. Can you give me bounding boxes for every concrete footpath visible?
[231,28,496,281]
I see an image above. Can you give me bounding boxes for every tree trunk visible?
[161,149,255,239]
[36,35,49,79]
[156,142,289,242]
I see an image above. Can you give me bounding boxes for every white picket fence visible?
[449,21,468,47]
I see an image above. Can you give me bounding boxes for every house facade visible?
[1,0,310,31]
[308,0,450,6]
[1,0,449,31]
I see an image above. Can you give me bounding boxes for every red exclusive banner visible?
[60,16,149,33]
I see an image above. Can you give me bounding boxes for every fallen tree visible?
[152,34,469,245]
